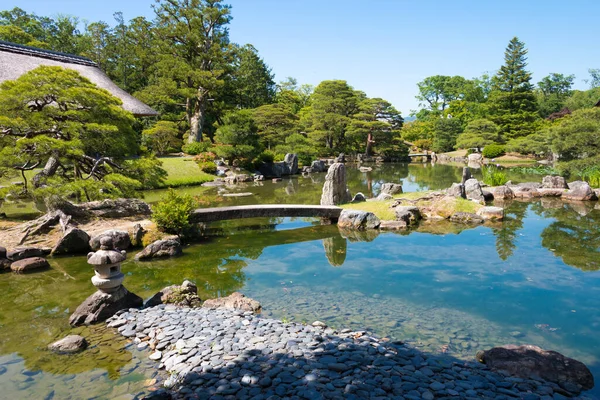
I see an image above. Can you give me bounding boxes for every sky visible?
[3,0,599,115]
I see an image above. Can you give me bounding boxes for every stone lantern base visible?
[69,285,143,327]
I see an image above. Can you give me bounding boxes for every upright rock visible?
[90,230,131,251]
[52,228,91,255]
[464,178,485,204]
[447,183,466,199]
[461,167,472,185]
[320,163,351,205]
[310,160,326,173]
[284,153,299,175]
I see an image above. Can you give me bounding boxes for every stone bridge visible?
[190,204,342,223]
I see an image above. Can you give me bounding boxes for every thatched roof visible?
[0,40,157,117]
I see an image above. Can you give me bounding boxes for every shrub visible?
[182,141,210,155]
[413,139,432,151]
[197,161,217,174]
[152,189,197,236]
[578,166,600,188]
[481,165,508,186]
[252,151,276,170]
[193,151,217,163]
[482,144,505,158]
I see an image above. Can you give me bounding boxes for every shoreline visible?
[107,304,595,399]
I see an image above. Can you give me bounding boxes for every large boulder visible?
[145,280,202,308]
[564,181,598,201]
[461,167,472,185]
[542,175,568,189]
[449,212,484,224]
[80,198,151,218]
[7,247,49,261]
[394,206,421,225]
[375,193,393,201]
[488,185,514,200]
[10,257,50,273]
[284,153,299,175]
[338,209,380,230]
[202,292,261,313]
[0,258,11,272]
[380,183,403,196]
[320,163,352,205]
[135,239,182,260]
[464,178,485,203]
[48,335,88,354]
[477,206,504,221]
[310,160,326,173]
[52,228,91,255]
[90,230,131,251]
[69,285,143,326]
[476,345,594,394]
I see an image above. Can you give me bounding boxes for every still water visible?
[1,163,599,398]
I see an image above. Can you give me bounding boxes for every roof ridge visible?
[0,40,97,67]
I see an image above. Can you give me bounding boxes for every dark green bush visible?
[197,161,217,174]
[482,144,505,158]
[152,189,197,236]
[182,141,210,155]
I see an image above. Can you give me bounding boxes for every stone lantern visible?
[88,237,126,293]
[69,236,142,327]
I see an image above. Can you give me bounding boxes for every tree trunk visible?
[365,132,373,157]
[187,89,207,143]
[32,156,60,188]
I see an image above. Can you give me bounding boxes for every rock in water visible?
[132,224,146,247]
[542,175,568,189]
[320,163,351,205]
[89,230,131,251]
[202,292,262,313]
[48,335,88,354]
[477,206,504,221]
[10,257,50,273]
[69,285,143,326]
[476,345,594,393]
[449,212,484,224]
[135,239,182,260]
[564,181,598,201]
[464,178,485,204]
[488,185,514,200]
[145,280,202,308]
[338,209,380,230]
[468,153,483,163]
[284,153,298,175]
[380,183,403,195]
[394,206,421,225]
[52,228,91,255]
[310,160,326,172]
[7,247,49,261]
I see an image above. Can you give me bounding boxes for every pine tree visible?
[489,37,539,141]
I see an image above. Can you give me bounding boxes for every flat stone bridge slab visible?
[190,204,342,223]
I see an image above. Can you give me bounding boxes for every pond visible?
[1,162,600,399]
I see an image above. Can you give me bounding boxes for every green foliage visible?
[536,73,575,118]
[455,118,500,149]
[193,152,217,163]
[401,120,434,143]
[347,97,403,156]
[481,165,508,186]
[182,142,211,155]
[197,162,217,174]
[431,118,463,153]
[482,144,506,158]
[142,121,182,155]
[0,66,155,201]
[509,165,559,175]
[413,139,433,151]
[124,157,168,189]
[505,130,552,156]
[564,87,600,111]
[488,37,540,140]
[225,44,275,109]
[157,157,215,188]
[415,75,470,115]
[152,189,197,236]
[253,103,298,149]
[212,109,261,164]
[550,108,600,162]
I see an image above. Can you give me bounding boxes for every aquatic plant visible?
[481,165,508,186]
[509,165,559,175]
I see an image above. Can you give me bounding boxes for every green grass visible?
[341,191,435,220]
[158,157,215,188]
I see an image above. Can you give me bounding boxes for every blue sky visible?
[4,0,599,115]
